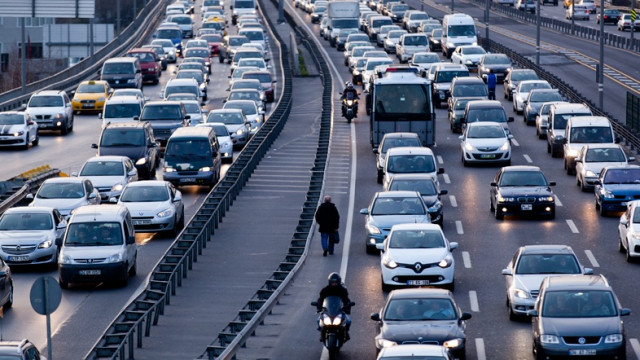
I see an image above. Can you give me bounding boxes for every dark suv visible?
[0,339,42,360]
[92,122,160,179]
[136,101,190,147]
[530,274,630,360]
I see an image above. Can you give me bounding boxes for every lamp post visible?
[485,0,490,42]
[598,0,604,108]
[536,0,541,65]
[571,0,575,35]
[451,0,454,12]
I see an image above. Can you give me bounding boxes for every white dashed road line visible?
[450,195,457,207]
[511,138,520,147]
[566,219,579,233]
[585,250,600,268]
[523,154,533,163]
[554,195,563,206]
[475,338,487,360]
[462,251,471,268]
[630,339,640,359]
[469,291,479,312]
[455,221,464,235]
[437,155,444,164]
[442,173,451,184]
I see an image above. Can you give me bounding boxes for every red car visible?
[125,48,161,84]
[200,34,223,56]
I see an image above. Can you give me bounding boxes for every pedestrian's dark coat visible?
[315,202,340,233]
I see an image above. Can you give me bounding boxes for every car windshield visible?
[484,55,511,64]
[141,105,183,120]
[411,13,429,20]
[389,229,444,248]
[242,73,271,83]
[176,72,204,83]
[165,139,213,169]
[104,103,141,118]
[520,82,551,93]
[384,298,457,321]
[185,49,209,58]
[447,24,475,37]
[238,59,264,68]
[36,182,84,199]
[452,84,487,97]
[128,52,155,62]
[208,112,244,124]
[224,102,256,115]
[183,103,202,114]
[366,60,392,71]
[120,186,169,202]
[585,148,625,163]
[553,112,591,129]
[201,34,223,42]
[413,54,439,63]
[80,161,124,176]
[516,254,580,274]
[0,113,24,125]
[454,99,473,111]
[371,197,426,215]
[102,63,134,75]
[529,91,562,102]
[603,168,640,184]
[29,95,63,107]
[0,212,53,231]
[180,63,203,71]
[387,155,435,173]
[467,125,505,138]
[569,127,613,143]
[153,40,174,47]
[156,29,182,39]
[235,0,254,8]
[77,83,105,93]
[375,84,430,114]
[499,170,547,186]
[209,124,229,136]
[381,138,421,153]
[466,108,507,123]
[403,36,428,46]
[436,70,469,83]
[171,16,191,24]
[229,92,260,102]
[240,31,264,41]
[463,47,485,55]
[542,291,617,318]
[229,37,250,46]
[388,179,437,196]
[511,70,538,81]
[65,222,123,246]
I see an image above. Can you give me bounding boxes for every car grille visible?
[176,171,198,175]
[132,216,154,221]
[401,340,440,345]
[81,100,95,104]
[0,139,23,145]
[517,197,536,203]
[530,290,539,298]
[153,129,172,137]
[2,245,36,254]
[392,275,445,283]
[34,115,52,120]
[563,336,601,345]
[95,187,111,193]
[397,262,439,273]
[477,147,499,152]
[75,258,107,264]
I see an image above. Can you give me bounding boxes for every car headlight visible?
[366,223,381,235]
[127,79,137,83]
[382,255,398,269]
[438,254,453,268]
[236,128,245,135]
[353,70,361,75]
[108,253,123,263]
[164,167,176,173]
[157,208,174,218]
[538,196,554,202]
[443,338,463,348]
[566,149,579,158]
[12,131,24,137]
[498,195,515,203]
[602,190,614,199]
[555,135,564,141]
[429,201,443,212]
[376,339,397,348]
[483,67,491,73]
[55,113,65,119]
[465,60,473,64]
[199,167,212,172]
[464,142,477,152]
[38,239,53,249]
[136,158,147,165]
[500,141,510,151]
[98,97,105,102]
[60,254,72,264]
[513,288,530,299]
[111,184,123,192]
[540,335,560,344]
[585,170,597,177]
[604,334,623,343]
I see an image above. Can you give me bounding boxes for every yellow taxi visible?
[71,80,112,113]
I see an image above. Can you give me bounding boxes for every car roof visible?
[466,100,503,109]
[567,116,611,126]
[42,177,85,184]
[377,344,448,357]
[520,244,576,255]
[389,173,438,182]
[602,164,640,171]
[33,90,65,96]
[375,190,422,198]
[105,57,138,64]
[209,108,243,114]
[391,223,443,231]
[105,96,143,104]
[145,100,183,106]
[502,165,542,172]
[551,102,590,112]
[544,274,610,291]
[86,155,129,162]
[583,143,623,150]
[466,121,505,128]
[452,77,485,84]
[71,204,129,222]
[386,146,433,156]
[5,206,54,215]
[103,121,147,129]
[382,132,421,139]
[388,288,452,299]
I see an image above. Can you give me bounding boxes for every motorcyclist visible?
[341,82,359,117]
[316,272,352,341]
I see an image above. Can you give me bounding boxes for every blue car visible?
[594,165,640,216]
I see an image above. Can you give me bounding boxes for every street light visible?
[485,0,490,43]
[536,0,541,66]
[571,0,575,35]
[598,0,604,108]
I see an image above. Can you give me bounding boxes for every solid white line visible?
[475,338,487,360]
[523,154,533,163]
[462,251,471,268]
[442,173,451,184]
[554,195,563,207]
[455,221,464,235]
[584,250,600,268]
[566,219,579,234]
[469,291,479,312]
[450,195,457,207]
[630,339,640,359]
[511,138,520,147]
[437,155,444,164]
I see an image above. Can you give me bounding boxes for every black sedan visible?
[490,165,556,220]
[371,288,471,358]
[597,9,621,25]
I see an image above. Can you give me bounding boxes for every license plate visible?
[569,349,596,356]
[9,256,29,262]
[407,280,430,285]
[521,204,533,210]
[79,269,101,276]
[82,103,94,108]
[180,178,196,183]
[480,154,496,159]
[133,220,152,225]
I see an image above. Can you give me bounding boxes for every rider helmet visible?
[328,272,342,286]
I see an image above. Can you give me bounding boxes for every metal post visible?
[631,0,636,46]
[117,0,121,35]
[133,0,137,20]
[598,0,604,108]
[451,0,454,12]
[278,0,285,23]
[90,18,94,56]
[571,0,575,35]
[44,278,53,360]
[20,18,26,94]
[536,0,541,66]
[485,0,489,42]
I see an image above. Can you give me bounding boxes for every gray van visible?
[100,57,143,90]
[163,126,222,188]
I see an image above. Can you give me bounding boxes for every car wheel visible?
[626,245,634,262]
[495,205,504,220]
[547,142,551,154]
[61,122,69,135]
[3,282,13,310]
[366,244,377,254]
[490,198,495,212]
[150,165,156,179]
[548,210,555,220]
[22,133,30,150]
[118,266,129,287]
[445,280,455,291]
[599,202,607,216]
[381,277,393,292]
[129,258,137,276]
[59,277,69,289]
[377,170,383,184]
[619,236,625,253]
[462,154,468,167]
[508,305,519,321]
[32,133,39,146]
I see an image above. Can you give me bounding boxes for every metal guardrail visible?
[468,0,640,52]
[0,0,165,112]
[84,3,294,360]
[200,1,332,358]
[627,91,640,131]
[0,166,61,215]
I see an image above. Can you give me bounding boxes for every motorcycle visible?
[340,92,358,123]
[311,296,355,360]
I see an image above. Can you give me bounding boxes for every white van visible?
[563,116,616,174]
[383,146,444,189]
[546,103,592,158]
[441,13,477,58]
[57,205,137,288]
[99,96,144,127]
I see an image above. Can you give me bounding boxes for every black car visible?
[490,165,556,220]
[428,28,442,52]
[371,288,471,358]
[597,9,620,24]
[477,53,513,83]
[523,89,563,126]
[92,122,160,179]
[386,174,448,226]
[529,274,630,360]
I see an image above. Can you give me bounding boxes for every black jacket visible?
[315,202,340,233]
[317,284,351,311]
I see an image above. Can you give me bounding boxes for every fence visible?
[627,91,640,132]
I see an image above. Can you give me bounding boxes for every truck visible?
[366,70,435,148]
[327,0,360,47]
[441,13,477,58]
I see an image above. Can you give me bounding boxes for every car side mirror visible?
[185,115,191,120]
[460,312,472,321]
[508,134,514,139]
[621,217,629,226]
[584,267,594,275]
[56,222,66,230]
[437,168,445,174]
[26,193,34,200]
[562,138,568,144]
[508,117,514,122]
[98,113,103,119]
[458,135,464,141]
[174,192,182,202]
[108,197,118,203]
[449,242,458,251]
[133,116,140,121]
[439,189,448,195]
[594,179,602,185]
[72,172,79,177]
[55,238,63,247]
[370,313,381,321]
[629,157,636,162]
[126,235,136,244]
[88,193,97,200]
[310,301,318,307]
[128,169,138,177]
[91,143,98,149]
[373,148,379,154]
[207,78,210,83]
[620,308,631,316]
[490,182,497,187]
[360,208,369,215]
[375,243,384,251]
[548,181,556,186]
[527,309,538,317]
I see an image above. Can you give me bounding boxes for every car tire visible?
[619,236,626,253]
[61,121,69,135]
[377,170,383,184]
[118,266,129,287]
[462,154,468,167]
[32,133,39,146]
[381,278,393,292]
[445,280,455,291]
[548,210,555,220]
[366,244,377,254]
[547,142,551,154]
[599,202,607,217]
[22,134,30,150]
[59,277,69,289]
[507,301,519,321]
[3,282,13,310]
[129,258,137,276]
[495,206,504,220]
[490,198,495,212]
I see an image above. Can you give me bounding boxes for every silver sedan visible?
[117,181,185,235]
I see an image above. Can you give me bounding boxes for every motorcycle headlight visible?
[540,335,560,344]
[346,100,354,106]
[332,313,343,326]
[322,314,332,326]
[464,142,477,152]
[443,338,463,348]
[538,196,554,202]
[513,288,530,299]
[38,239,53,249]
[500,141,510,151]
[382,255,398,269]
[376,338,397,348]
[366,223,381,235]
[136,158,147,165]
[438,254,453,268]
[111,184,123,192]
[604,334,623,343]
[157,208,174,218]
[108,253,123,263]
[585,170,597,177]
[353,70,360,75]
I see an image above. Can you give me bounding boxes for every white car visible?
[28,177,101,219]
[117,181,185,235]
[74,156,139,201]
[223,99,264,136]
[512,80,551,114]
[502,245,593,320]
[459,122,512,167]
[197,122,233,162]
[384,146,443,190]
[25,90,74,135]
[181,100,205,126]
[0,206,66,266]
[383,30,407,53]
[206,109,250,148]
[575,144,633,191]
[408,52,440,73]
[450,45,486,71]
[0,111,39,149]
[377,344,453,360]
[535,101,567,139]
[236,57,270,72]
[619,201,640,261]
[377,223,457,291]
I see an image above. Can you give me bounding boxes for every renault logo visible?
[578,337,586,344]
[414,263,422,272]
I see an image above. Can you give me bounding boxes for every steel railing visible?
[0,166,61,215]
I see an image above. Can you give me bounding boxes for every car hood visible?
[62,244,125,258]
[434,82,451,90]
[499,186,553,197]
[540,316,621,336]
[603,184,640,195]
[513,274,549,294]
[31,198,87,213]
[98,146,146,161]
[461,54,484,62]
[485,64,511,72]
[0,124,27,135]
[121,201,170,216]
[422,195,438,207]
[0,230,52,244]
[388,247,449,264]
[381,321,464,343]
[583,162,628,175]
[370,215,430,228]
[224,124,246,132]
[83,176,125,189]
[466,138,508,149]
[26,107,64,116]
[74,94,104,101]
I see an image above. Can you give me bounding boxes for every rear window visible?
[141,105,184,120]
[101,129,145,146]
[102,63,134,75]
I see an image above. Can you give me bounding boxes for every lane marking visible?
[523,154,533,163]
[566,219,579,234]
[456,221,464,235]
[443,173,451,184]
[450,195,457,207]
[462,251,471,268]
[630,339,640,359]
[469,291,479,312]
[585,250,600,268]
[476,338,487,360]
[511,138,520,147]
[554,195,563,206]
[437,155,444,164]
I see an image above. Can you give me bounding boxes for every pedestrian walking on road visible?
[487,69,497,100]
[315,195,340,256]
